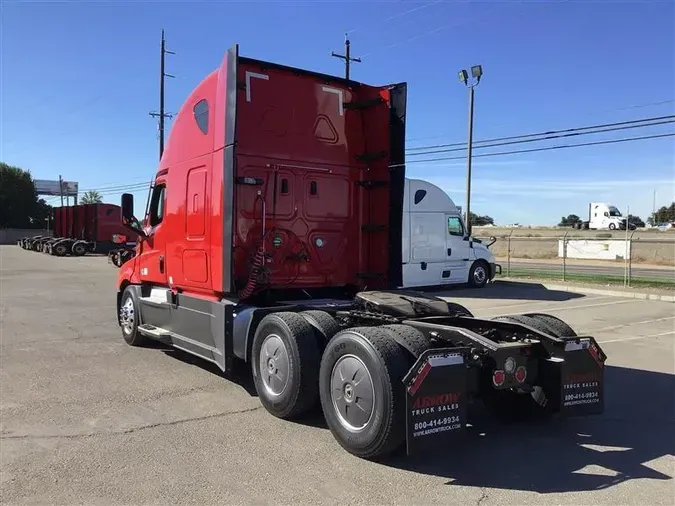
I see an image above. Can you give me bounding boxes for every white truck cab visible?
[401,178,500,289]
[588,202,631,230]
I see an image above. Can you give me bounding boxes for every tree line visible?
[0,163,102,229]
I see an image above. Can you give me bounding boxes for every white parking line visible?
[479,296,611,314]
[489,298,637,318]
[589,315,675,334]
[598,330,675,344]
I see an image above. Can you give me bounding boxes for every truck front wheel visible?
[119,286,148,346]
[468,260,489,288]
[251,312,321,419]
[319,327,409,460]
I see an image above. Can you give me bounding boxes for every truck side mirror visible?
[121,193,146,238]
[121,193,134,222]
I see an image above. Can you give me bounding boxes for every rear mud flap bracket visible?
[403,347,470,456]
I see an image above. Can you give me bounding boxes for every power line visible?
[406,117,675,156]
[393,132,675,168]
[405,98,675,143]
[406,114,675,152]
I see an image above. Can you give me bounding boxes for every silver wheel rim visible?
[474,265,487,285]
[330,354,375,432]
[259,334,290,397]
[120,297,135,334]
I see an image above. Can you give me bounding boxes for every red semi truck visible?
[115,45,606,459]
[19,203,137,258]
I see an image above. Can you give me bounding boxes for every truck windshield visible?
[608,206,622,217]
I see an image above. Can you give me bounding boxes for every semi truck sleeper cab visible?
[115,44,606,460]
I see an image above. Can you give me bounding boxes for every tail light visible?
[515,365,527,383]
[492,370,505,387]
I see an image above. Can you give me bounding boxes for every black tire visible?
[468,260,490,288]
[251,312,321,419]
[493,314,553,336]
[119,286,148,346]
[522,313,577,337]
[53,243,68,256]
[609,223,616,230]
[446,301,474,317]
[300,310,340,354]
[72,242,87,256]
[319,326,410,460]
[380,324,429,365]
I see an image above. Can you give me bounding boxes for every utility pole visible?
[458,65,483,236]
[150,29,175,161]
[331,34,361,80]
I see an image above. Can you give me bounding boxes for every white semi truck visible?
[573,202,636,230]
[401,178,500,289]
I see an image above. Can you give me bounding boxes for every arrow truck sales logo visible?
[411,393,461,415]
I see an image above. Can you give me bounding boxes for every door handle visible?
[159,255,165,273]
[447,248,452,256]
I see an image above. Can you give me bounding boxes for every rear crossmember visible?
[116,287,606,460]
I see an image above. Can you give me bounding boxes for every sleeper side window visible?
[148,184,166,227]
[193,99,209,135]
[448,216,464,237]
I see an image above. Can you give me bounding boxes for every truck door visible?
[138,181,168,286]
[445,215,472,283]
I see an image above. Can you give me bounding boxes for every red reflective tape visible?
[588,345,604,369]
[408,361,431,396]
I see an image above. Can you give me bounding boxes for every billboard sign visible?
[34,179,79,197]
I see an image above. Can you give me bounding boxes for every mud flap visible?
[540,337,605,416]
[402,347,470,456]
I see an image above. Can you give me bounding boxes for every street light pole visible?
[465,84,475,236]
[458,65,483,236]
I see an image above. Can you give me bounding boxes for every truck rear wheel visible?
[300,310,340,354]
[251,312,321,419]
[53,243,68,256]
[319,326,409,460]
[72,242,87,256]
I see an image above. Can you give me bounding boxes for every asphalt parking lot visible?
[1,245,673,505]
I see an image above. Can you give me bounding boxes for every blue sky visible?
[2,0,674,225]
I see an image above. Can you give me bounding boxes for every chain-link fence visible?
[475,230,675,288]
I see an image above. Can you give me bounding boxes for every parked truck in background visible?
[18,203,138,257]
[402,178,499,289]
[115,45,606,460]
[573,202,636,230]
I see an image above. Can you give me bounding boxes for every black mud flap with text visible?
[541,337,606,417]
[403,347,470,456]
[560,338,605,416]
